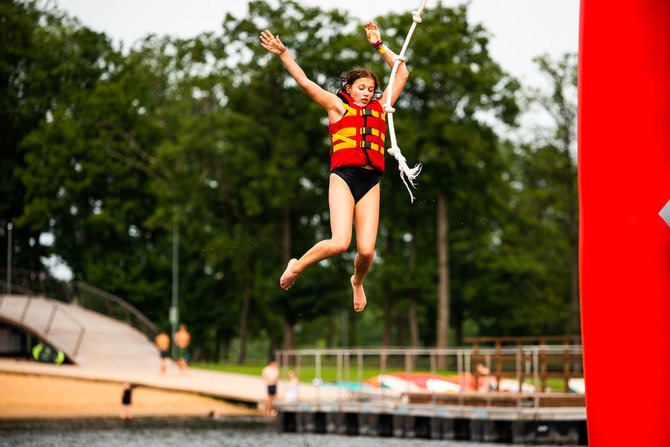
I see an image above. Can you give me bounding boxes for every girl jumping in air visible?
[260,22,409,312]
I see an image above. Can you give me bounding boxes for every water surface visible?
[0,416,578,447]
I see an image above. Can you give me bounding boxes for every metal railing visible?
[0,283,86,359]
[1,269,157,340]
[274,346,584,407]
[73,281,156,340]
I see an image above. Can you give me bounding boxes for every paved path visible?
[0,358,270,404]
[0,295,345,406]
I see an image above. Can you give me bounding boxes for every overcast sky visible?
[54,0,580,88]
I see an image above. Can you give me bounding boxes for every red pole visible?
[579,1,670,445]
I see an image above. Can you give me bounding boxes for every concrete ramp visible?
[0,294,345,406]
[0,295,158,371]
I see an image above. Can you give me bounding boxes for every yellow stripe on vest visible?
[332,127,357,149]
[333,141,384,154]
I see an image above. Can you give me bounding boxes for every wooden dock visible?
[407,390,585,408]
[276,400,587,445]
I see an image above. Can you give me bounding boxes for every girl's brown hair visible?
[338,68,381,100]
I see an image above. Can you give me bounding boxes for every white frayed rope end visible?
[387,146,422,203]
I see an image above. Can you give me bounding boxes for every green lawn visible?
[193,362,448,384]
[192,362,570,391]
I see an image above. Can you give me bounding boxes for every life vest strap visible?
[362,127,385,142]
[343,104,384,119]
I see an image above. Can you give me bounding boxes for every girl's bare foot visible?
[350,276,367,312]
[280,259,299,290]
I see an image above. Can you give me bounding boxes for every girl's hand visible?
[260,30,286,55]
[364,22,381,46]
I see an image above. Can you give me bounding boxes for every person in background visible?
[32,342,65,364]
[261,359,279,416]
[155,331,170,375]
[174,324,191,371]
[120,383,137,419]
[284,370,299,403]
[476,362,494,392]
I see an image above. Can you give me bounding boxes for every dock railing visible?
[466,336,583,393]
[275,345,584,408]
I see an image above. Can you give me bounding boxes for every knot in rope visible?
[387,146,403,161]
[412,11,423,23]
[383,104,396,114]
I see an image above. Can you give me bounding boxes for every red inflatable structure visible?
[579,1,670,445]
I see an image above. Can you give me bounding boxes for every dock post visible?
[470,419,512,443]
[344,412,359,435]
[312,412,326,433]
[325,403,340,434]
[413,416,431,439]
[278,411,296,433]
[295,406,325,433]
[431,407,455,440]
[392,405,410,437]
[359,403,375,436]
[512,420,584,445]
[453,418,471,440]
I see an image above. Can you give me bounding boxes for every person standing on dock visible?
[174,324,191,371]
[155,331,170,375]
[284,370,299,402]
[261,359,279,416]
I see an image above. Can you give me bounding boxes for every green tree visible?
[373,3,519,361]
[530,53,579,335]
[1,0,114,272]
[461,54,578,337]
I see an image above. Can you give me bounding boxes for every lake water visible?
[0,416,578,447]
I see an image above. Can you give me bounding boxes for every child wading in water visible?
[260,22,409,312]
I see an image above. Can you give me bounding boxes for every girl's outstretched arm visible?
[260,30,342,116]
[364,22,409,107]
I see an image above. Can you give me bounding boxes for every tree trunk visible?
[283,319,295,366]
[325,322,333,348]
[214,329,221,363]
[223,338,230,361]
[268,336,280,362]
[407,222,419,368]
[282,207,291,265]
[236,271,253,365]
[436,189,450,369]
[280,206,296,364]
[395,313,406,346]
[380,228,396,370]
[454,306,464,346]
[381,297,392,371]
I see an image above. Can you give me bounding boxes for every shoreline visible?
[0,372,260,420]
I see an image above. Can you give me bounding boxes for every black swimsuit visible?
[331,165,381,203]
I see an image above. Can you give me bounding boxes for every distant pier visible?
[274,345,586,445]
[277,400,587,444]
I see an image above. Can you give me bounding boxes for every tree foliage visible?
[3,0,579,361]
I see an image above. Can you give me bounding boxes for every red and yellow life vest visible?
[329,91,386,173]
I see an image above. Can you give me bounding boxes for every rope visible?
[385,0,429,203]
